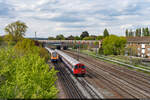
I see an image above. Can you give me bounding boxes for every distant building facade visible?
[127,37,150,58]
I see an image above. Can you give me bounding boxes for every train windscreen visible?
[75,64,85,69]
[52,52,57,57]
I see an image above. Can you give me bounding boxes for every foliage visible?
[14,38,38,54]
[56,34,65,40]
[0,48,58,99]
[94,41,99,46]
[126,27,150,37]
[48,37,56,40]
[4,34,17,46]
[0,36,3,45]
[103,28,109,37]
[66,35,74,40]
[14,38,49,61]
[5,21,28,42]
[125,29,129,37]
[102,35,127,55]
[80,31,89,39]
[74,36,81,40]
[39,47,50,62]
[96,36,104,40]
[98,47,103,54]
[83,36,95,40]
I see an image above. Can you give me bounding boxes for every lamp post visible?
[35,32,37,40]
[77,41,80,61]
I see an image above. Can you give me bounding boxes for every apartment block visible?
[127,37,150,58]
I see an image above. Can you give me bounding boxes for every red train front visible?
[73,63,86,75]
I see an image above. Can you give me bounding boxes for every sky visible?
[0,0,150,38]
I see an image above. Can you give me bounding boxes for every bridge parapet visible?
[38,40,102,48]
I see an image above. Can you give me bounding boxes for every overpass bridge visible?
[38,40,102,48]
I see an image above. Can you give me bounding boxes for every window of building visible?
[148,48,150,51]
[141,44,145,48]
[147,53,150,56]
[142,49,145,53]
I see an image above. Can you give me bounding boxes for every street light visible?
[77,41,80,61]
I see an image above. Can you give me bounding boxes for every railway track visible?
[53,60,103,99]
[53,62,84,99]
[63,50,150,98]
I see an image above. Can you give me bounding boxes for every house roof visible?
[127,36,150,43]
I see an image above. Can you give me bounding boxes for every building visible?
[127,37,150,58]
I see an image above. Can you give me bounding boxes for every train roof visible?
[55,50,82,66]
[45,47,55,53]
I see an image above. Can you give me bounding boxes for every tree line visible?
[125,27,150,37]
[48,28,109,40]
[0,21,58,98]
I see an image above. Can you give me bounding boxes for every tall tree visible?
[102,35,127,55]
[135,29,139,36]
[96,35,104,40]
[138,28,141,37]
[74,36,80,40]
[103,28,109,37]
[48,37,55,40]
[80,31,89,39]
[142,28,146,36]
[125,29,129,37]
[0,36,3,45]
[145,27,150,36]
[5,21,28,42]
[129,29,132,37]
[66,35,74,40]
[56,34,65,40]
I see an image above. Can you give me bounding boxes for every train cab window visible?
[75,65,78,69]
[52,52,57,57]
[82,66,85,69]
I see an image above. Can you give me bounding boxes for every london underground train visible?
[56,50,86,76]
[45,47,59,62]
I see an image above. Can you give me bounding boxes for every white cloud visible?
[1,0,150,37]
[121,24,133,29]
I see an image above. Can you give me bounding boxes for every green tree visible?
[83,36,95,40]
[102,35,127,55]
[66,35,74,40]
[48,37,55,40]
[125,29,129,37]
[142,28,146,36]
[80,31,89,39]
[5,21,28,42]
[0,48,58,99]
[135,29,139,36]
[129,29,134,37]
[74,36,81,40]
[145,27,150,36]
[0,36,3,45]
[103,28,109,37]
[14,38,49,61]
[138,28,141,37]
[4,34,16,45]
[96,35,104,40]
[56,34,65,40]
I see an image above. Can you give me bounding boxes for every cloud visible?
[1,0,150,37]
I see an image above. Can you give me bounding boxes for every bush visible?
[39,47,50,62]
[14,38,49,61]
[0,36,3,45]
[102,35,127,55]
[0,48,58,99]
